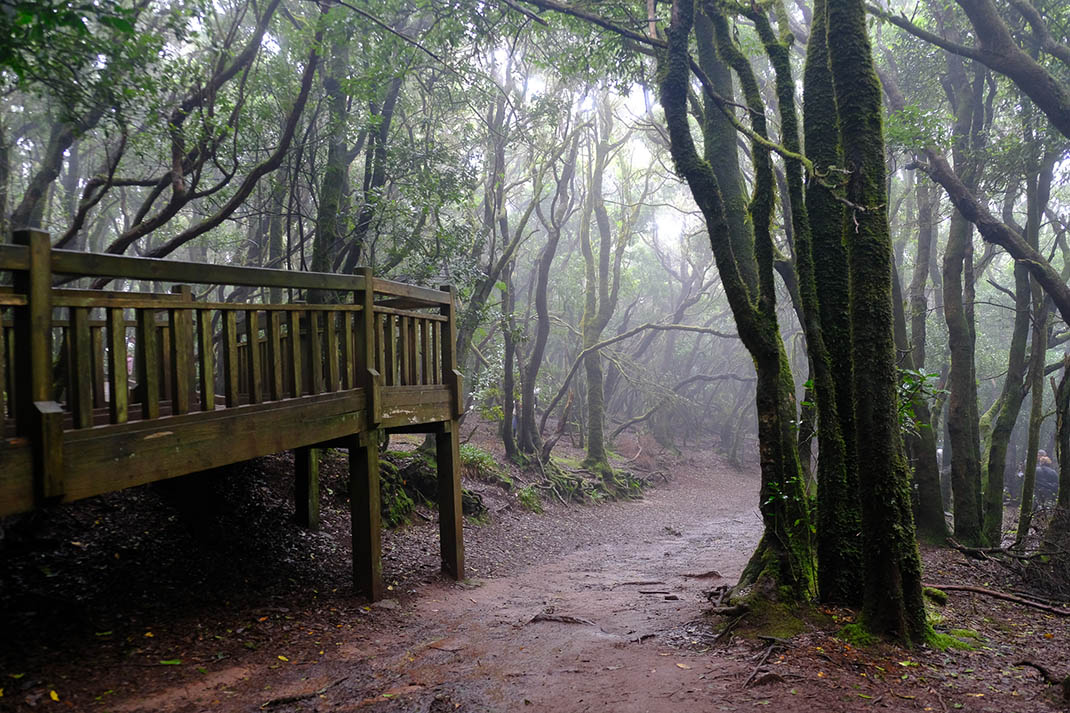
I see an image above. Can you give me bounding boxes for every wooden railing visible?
[0,229,464,598]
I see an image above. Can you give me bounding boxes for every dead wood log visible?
[924,583,1070,616]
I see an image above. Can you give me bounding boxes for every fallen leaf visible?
[278,655,289,662]
[50,691,60,702]
[159,659,182,665]
[676,663,692,670]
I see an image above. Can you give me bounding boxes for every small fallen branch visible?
[743,640,784,688]
[923,583,1070,616]
[261,676,349,709]
[528,612,597,626]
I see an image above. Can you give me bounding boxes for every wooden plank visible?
[135,308,160,420]
[325,312,340,392]
[0,243,29,271]
[420,318,431,386]
[222,311,240,407]
[288,311,303,398]
[383,313,396,386]
[341,312,355,389]
[106,308,129,425]
[51,249,371,292]
[308,311,324,394]
[372,305,448,321]
[51,290,192,309]
[407,316,418,385]
[245,310,263,404]
[53,390,368,505]
[266,311,283,400]
[371,277,451,304]
[11,230,52,437]
[294,446,320,530]
[440,286,463,418]
[350,431,383,601]
[0,317,5,431]
[159,326,172,402]
[357,268,380,426]
[169,302,194,415]
[435,423,464,580]
[4,324,14,417]
[92,325,107,408]
[431,320,440,385]
[375,313,386,381]
[196,309,215,411]
[70,308,94,427]
[399,316,411,386]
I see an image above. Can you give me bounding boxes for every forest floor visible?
[1,423,1069,712]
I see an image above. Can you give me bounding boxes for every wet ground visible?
[2,434,1069,712]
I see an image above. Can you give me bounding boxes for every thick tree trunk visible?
[662,4,814,600]
[827,0,927,643]
[801,0,863,603]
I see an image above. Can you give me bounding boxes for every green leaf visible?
[100,15,135,33]
[158,659,182,665]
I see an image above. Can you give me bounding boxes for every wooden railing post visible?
[357,267,380,426]
[436,284,464,580]
[439,285,463,419]
[12,229,63,502]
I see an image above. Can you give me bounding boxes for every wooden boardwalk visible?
[0,229,464,600]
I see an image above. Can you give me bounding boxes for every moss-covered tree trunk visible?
[826,0,927,644]
[984,260,1030,544]
[905,176,947,542]
[800,0,863,603]
[660,0,814,601]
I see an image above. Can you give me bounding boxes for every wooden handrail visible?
[1,242,450,307]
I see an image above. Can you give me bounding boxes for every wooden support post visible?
[266,311,283,401]
[440,285,463,419]
[350,431,383,600]
[435,421,465,580]
[71,307,95,427]
[356,268,380,426]
[222,311,240,407]
[196,309,215,411]
[325,312,340,391]
[288,311,303,397]
[308,311,324,394]
[135,309,160,420]
[106,308,129,424]
[170,286,194,414]
[12,230,64,502]
[294,445,320,530]
[11,229,53,435]
[0,317,5,433]
[245,309,262,403]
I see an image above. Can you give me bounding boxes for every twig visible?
[528,612,596,626]
[261,676,348,708]
[924,583,1070,616]
[743,642,780,688]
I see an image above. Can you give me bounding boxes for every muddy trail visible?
[3,439,1070,712]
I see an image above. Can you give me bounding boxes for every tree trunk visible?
[827,0,927,643]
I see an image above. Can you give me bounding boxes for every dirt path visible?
[93,450,763,713]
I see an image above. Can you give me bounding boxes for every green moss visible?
[516,485,542,513]
[731,597,808,640]
[838,623,878,647]
[922,587,948,606]
[926,631,978,651]
[948,628,983,641]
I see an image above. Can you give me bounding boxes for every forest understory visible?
[1,420,1068,713]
